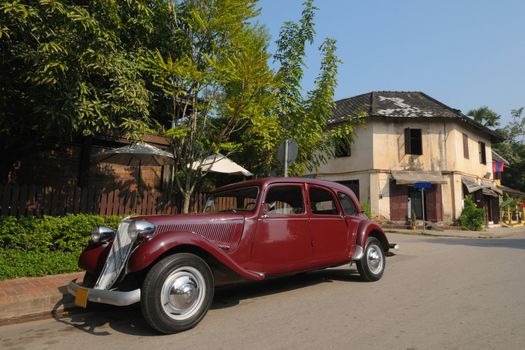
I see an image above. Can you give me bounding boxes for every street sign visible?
[413,181,432,189]
[277,139,298,165]
[277,139,298,177]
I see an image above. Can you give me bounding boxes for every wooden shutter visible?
[425,184,442,222]
[463,134,469,159]
[389,181,408,221]
[404,128,411,154]
[478,142,486,164]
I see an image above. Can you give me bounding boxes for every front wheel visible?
[356,237,385,282]
[141,253,214,334]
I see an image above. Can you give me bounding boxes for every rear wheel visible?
[356,237,385,282]
[141,253,214,334]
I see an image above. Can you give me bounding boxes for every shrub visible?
[458,196,484,231]
[0,250,81,280]
[0,214,123,280]
[0,214,122,252]
[361,201,372,218]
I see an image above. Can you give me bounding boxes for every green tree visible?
[0,1,161,138]
[146,0,273,213]
[467,106,501,128]
[493,107,525,192]
[0,0,171,180]
[243,0,363,176]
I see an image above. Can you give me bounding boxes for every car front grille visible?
[94,221,136,290]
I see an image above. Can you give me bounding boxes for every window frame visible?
[404,128,423,155]
[263,184,306,216]
[337,192,359,216]
[204,186,260,213]
[308,186,341,216]
[463,133,469,159]
[478,141,487,165]
[334,138,351,158]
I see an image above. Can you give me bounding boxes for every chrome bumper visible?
[67,281,141,306]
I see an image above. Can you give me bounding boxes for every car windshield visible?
[203,186,259,213]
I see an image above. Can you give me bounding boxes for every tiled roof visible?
[331,91,503,142]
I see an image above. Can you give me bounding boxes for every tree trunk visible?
[182,191,192,214]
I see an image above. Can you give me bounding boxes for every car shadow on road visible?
[425,237,525,250]
[53,267,362,336]
[212,267,363,309]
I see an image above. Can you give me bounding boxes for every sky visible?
[257,0,525,124]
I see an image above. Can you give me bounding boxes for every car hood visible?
[130,213,246,248]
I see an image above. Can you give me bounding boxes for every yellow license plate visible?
[74,287,89,308]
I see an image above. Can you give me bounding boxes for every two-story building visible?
[314,91,503,224]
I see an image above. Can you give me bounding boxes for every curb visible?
[385,228,525,239]
[0,272,84,326]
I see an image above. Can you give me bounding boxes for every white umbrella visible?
[191,154,252,176]
[91,142,174,188]
[91,142,174,166]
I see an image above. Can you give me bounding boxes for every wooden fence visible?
[0,184,208,217]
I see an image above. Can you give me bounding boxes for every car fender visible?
[355,220,390,252]
[127,231,265,281]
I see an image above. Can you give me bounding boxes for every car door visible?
[336,191,360,254]
[308,185,350,264]
[249,183,313,275]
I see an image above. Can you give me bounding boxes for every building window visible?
[334,139,351,158]
[404,128,422,155]
[463,133,469,159]
[478,141,486,164]
[338,180,360,200]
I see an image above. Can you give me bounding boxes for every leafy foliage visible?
[0,214,122,279]
[0,250,80,280]
[466,106,500,128]
[493,107,525,192]
[361,201,372,219]
[245,0,363,176]
[0,214,122,252]
[0,1,164,141]
[458,195,484,231]
[146,0,276,212]
[1,0,358,211]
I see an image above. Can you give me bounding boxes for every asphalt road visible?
[2,233,525,350]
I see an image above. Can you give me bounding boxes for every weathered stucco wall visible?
[315,118,495,222]
[315,125,374,175]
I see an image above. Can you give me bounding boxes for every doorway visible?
[409,187,425,219]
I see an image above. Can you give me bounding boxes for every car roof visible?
[213,177,354,195]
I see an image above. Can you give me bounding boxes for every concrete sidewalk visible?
[1,225,524,326]
[385,225,525,239]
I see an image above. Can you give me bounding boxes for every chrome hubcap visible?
[161,267,205,320]
[367,244,384,274]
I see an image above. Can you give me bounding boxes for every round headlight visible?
[91,226,116,243]
[128,220,156,240]
[91,230,101,243]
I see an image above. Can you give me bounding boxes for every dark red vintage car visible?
[68,177,397,333]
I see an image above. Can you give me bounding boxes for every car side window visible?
[338,192,358,216]
[265,186,305,215]
[309,187,339,215]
